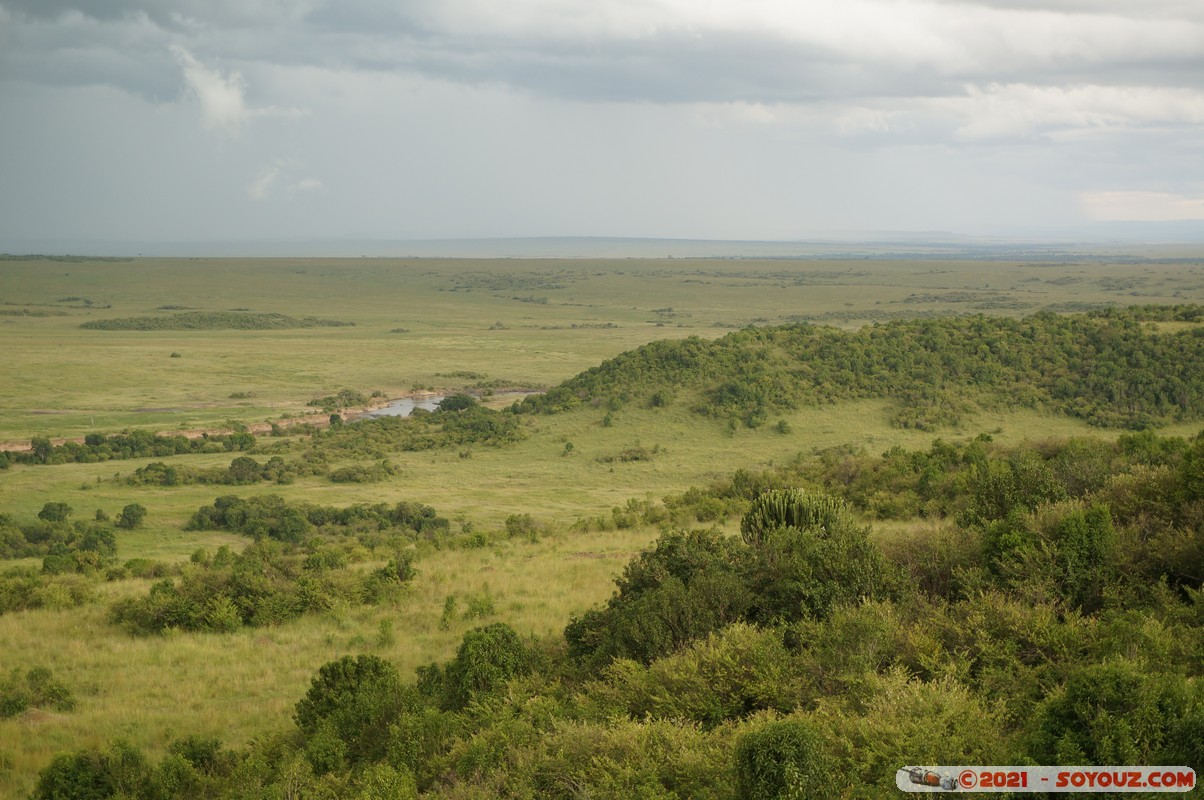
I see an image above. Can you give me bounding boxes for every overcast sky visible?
[1,0,1203,250]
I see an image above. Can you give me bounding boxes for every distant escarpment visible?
[81,311,354,331]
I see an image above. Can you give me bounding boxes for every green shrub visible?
[167,735,233,776]
[352,763,418,800]
[33,750,117,800]
[747,511,893,624]
[811,670,1018,793]
[362,557,417,604]
[0,675,30,718]
[965,453,1068,524]
[438,393,478,412]
[0,570,95,614]
[740,489,848,547]
[38,502,72,523]
[1053,504,1117,611]
[603,623,807,727]
[565,530,753,669]
[116,502,147,529]
[735,719,835,800]
[1031,661,1200,766]
[24,666,75,712]
[33,741,150,800]
[328,461,396,483]
[295,655,414,766]
[428,623,530,711]
[504,513,541,540]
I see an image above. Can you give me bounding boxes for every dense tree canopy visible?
[520,306,1204,430]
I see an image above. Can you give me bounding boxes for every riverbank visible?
[0,389,542,452]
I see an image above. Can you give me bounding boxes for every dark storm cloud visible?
[3,0,1201,107]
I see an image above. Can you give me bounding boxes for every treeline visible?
[186,495,450,544]
[126,455,399,487]
[518,305,1204,429]
[31,474,1203,798]
[12,430,255,466]
[0,254,129,262]
[81,312,355,331]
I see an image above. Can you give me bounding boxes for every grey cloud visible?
[1,0,127,21]
[3,0,1201,109]
[1,0,319,28]
[3,0,1204,247]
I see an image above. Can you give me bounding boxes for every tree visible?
[294,655,410,765]
[428,623,530,710]
[30,437,53,464]
[225,456,263,485]
[437,393,477,412]
[1054,504,1116,611]
[565,530,753,669]
[38,502,72,523]
[1031,662,1198,766]
[116,503,147,530]
[739,490,892,623]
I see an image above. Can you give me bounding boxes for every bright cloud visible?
[247,164,279,199]
[171,46,305,133]
[943,83,1204,140]
[288,177,324,195]
[171,45,249,132]
[1081,191,1204,222]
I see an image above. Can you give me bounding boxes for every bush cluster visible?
[567,493,892,670]
[0,569,94,614]
[109,540,415,635]
[186,494,449,544]
[0,666,75,719]
[0,505,140,576]
[40,474,1204,796]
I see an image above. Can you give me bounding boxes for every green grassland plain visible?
[1,252,1203,795]
[2,253,1202,441]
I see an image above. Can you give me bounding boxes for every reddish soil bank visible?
[0,396,404,453]
[0,390,535,454]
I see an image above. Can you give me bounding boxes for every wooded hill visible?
[520,305,1204,430]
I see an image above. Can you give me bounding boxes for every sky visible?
[1,0,1203,251]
